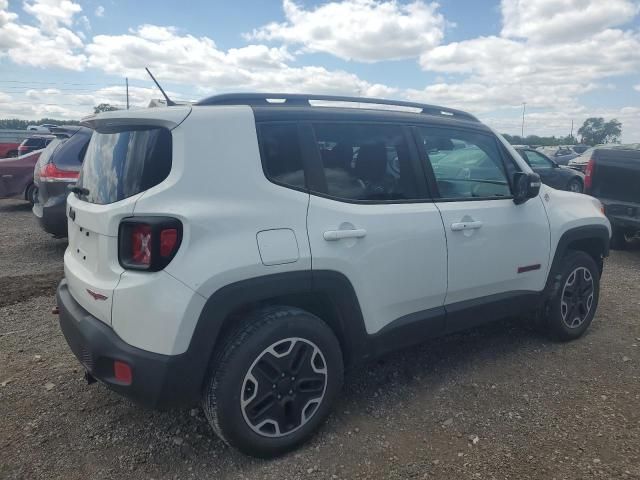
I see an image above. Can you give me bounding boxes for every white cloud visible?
[85,25,390,96]
[248,0,445,62]
[23,0,82,32]
[1,0,639,141]
[418,1,640,114]
[635,84,640,92]
[501,0,640,43]
[0,0,86,69]
[95,5,105,17]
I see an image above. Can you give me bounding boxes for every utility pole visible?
[521,102,526,139]
[126,77,129,110]
[570,119,574,140]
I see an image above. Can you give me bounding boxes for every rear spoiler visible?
[81,106,192,133]
[49,126,82,138]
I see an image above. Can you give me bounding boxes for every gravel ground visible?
[1,197,639,480]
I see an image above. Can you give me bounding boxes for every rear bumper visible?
[33,194,68,237]
[56,279,201,408]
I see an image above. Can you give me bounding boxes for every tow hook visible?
[51,305,59,315]
[84,371,97,385]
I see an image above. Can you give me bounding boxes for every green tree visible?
[93,103,119,114]
[577,117,622,145]
[0,118,80,129]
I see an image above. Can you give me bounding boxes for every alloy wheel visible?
[561,267,594,328]
[241,337,327,438]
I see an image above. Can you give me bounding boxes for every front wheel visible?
[610,227,636,250]
[544,251,600,341]
[202,307,343,458]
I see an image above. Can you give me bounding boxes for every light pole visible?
[521,102,526,139]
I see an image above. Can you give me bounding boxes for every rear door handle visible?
[451,221,483,231]
[323,229,367,241]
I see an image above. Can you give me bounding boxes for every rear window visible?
[54,130,91,169]
[37,138,63,165]
[77,127,172,205]
[24,137,50,148]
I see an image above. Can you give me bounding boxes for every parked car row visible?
[0,126,91,237]
[515,147,585,192]
[569,144,640,250]
[33,126,92,237]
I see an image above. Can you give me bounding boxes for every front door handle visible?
[451,221,483,231]
[323,229,367,241]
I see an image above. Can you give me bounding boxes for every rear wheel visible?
[567,178,583,193]
[202,306,343,458]
[544,251,600,341]
[25,183,38,206]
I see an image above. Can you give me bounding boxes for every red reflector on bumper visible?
[113,360,132,385]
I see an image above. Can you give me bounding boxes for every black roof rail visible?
[195,93,478,122]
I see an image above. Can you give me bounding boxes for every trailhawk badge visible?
[86,289,108,301]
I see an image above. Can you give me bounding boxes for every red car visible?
[0,150,42,204]
[0,142,20,158]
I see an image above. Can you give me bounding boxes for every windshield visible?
[76,127,172,205]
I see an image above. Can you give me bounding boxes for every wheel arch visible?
[24,182,35,201]
[187,270,367,393]
[547,225,609,290]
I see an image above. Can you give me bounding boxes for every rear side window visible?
[417,127,511,200]
[77,128,172,205]
[258,123,306,189]
[312,123,419,201]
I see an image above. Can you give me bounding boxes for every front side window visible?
[523,150,553,168]
[258,123,305,190]
[312,123,419,201]
[417,127,511,200]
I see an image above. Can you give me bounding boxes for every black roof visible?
[196,93,481,126]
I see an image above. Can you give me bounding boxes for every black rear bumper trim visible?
[57,279,201,408]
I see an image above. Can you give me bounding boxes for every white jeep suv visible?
[57,93,610,457]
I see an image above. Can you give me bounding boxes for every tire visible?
[25,183,37,206]
[610,227,629,251]
[567,178,583,193]
[202,306,344,458]
[544,251,600,341]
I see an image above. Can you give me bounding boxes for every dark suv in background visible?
[574,145,640,249]
[33,126,92,237]
[18,135,54,155]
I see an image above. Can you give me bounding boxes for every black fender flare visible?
[184,270,367,394]
[545,224,610,296]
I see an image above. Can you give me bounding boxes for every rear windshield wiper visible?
[68,185,90,196]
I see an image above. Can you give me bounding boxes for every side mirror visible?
[513,172,541,205]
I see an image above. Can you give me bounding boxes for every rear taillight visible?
[584,158,595,192]
[40,163,79,182]
[118,217,182,271]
